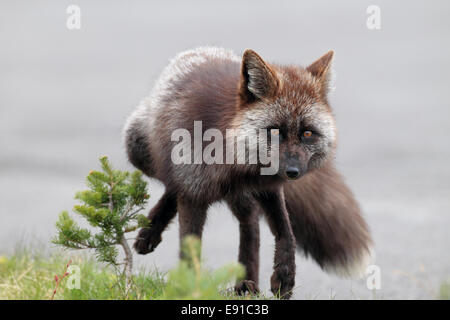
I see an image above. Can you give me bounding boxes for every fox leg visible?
[254,187,296,299]
[177,198,208,259]
[226,194,260,295]
[134,190,177,254]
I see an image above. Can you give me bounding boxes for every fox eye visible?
[300,130,316,143]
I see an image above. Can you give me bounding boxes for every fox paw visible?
[235,280,260,295]
[133,228,162,255]
[270,265,295,299]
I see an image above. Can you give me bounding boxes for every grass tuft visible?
[0,243,264,300]
[0,249,164,300]
[439,280,450,300]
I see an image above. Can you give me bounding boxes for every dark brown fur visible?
[125,48,372,299]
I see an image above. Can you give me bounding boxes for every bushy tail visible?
[284,163,373,278]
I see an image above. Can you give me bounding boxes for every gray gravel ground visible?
[1,0,449,299]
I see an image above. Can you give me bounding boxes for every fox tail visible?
[284,163,374,278]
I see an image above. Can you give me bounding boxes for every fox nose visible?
[285,167,300,179]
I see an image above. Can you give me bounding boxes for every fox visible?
[123,47,373,299]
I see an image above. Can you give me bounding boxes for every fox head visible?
[235,49,337,180]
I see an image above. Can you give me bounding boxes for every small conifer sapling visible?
[53,156,150,291]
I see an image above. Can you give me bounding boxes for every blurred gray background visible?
[1,0,449,299]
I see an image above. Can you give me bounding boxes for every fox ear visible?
[240,49,279,103]
[307,50,334,95]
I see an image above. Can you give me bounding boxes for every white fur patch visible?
[123,47,240,142]
[324,247,376,279]
[152,46,240,104]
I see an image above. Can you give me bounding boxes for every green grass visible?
[2,247,447,300]
[439,280,450,300]
[0,244,265,300]
[0,249,165,300]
